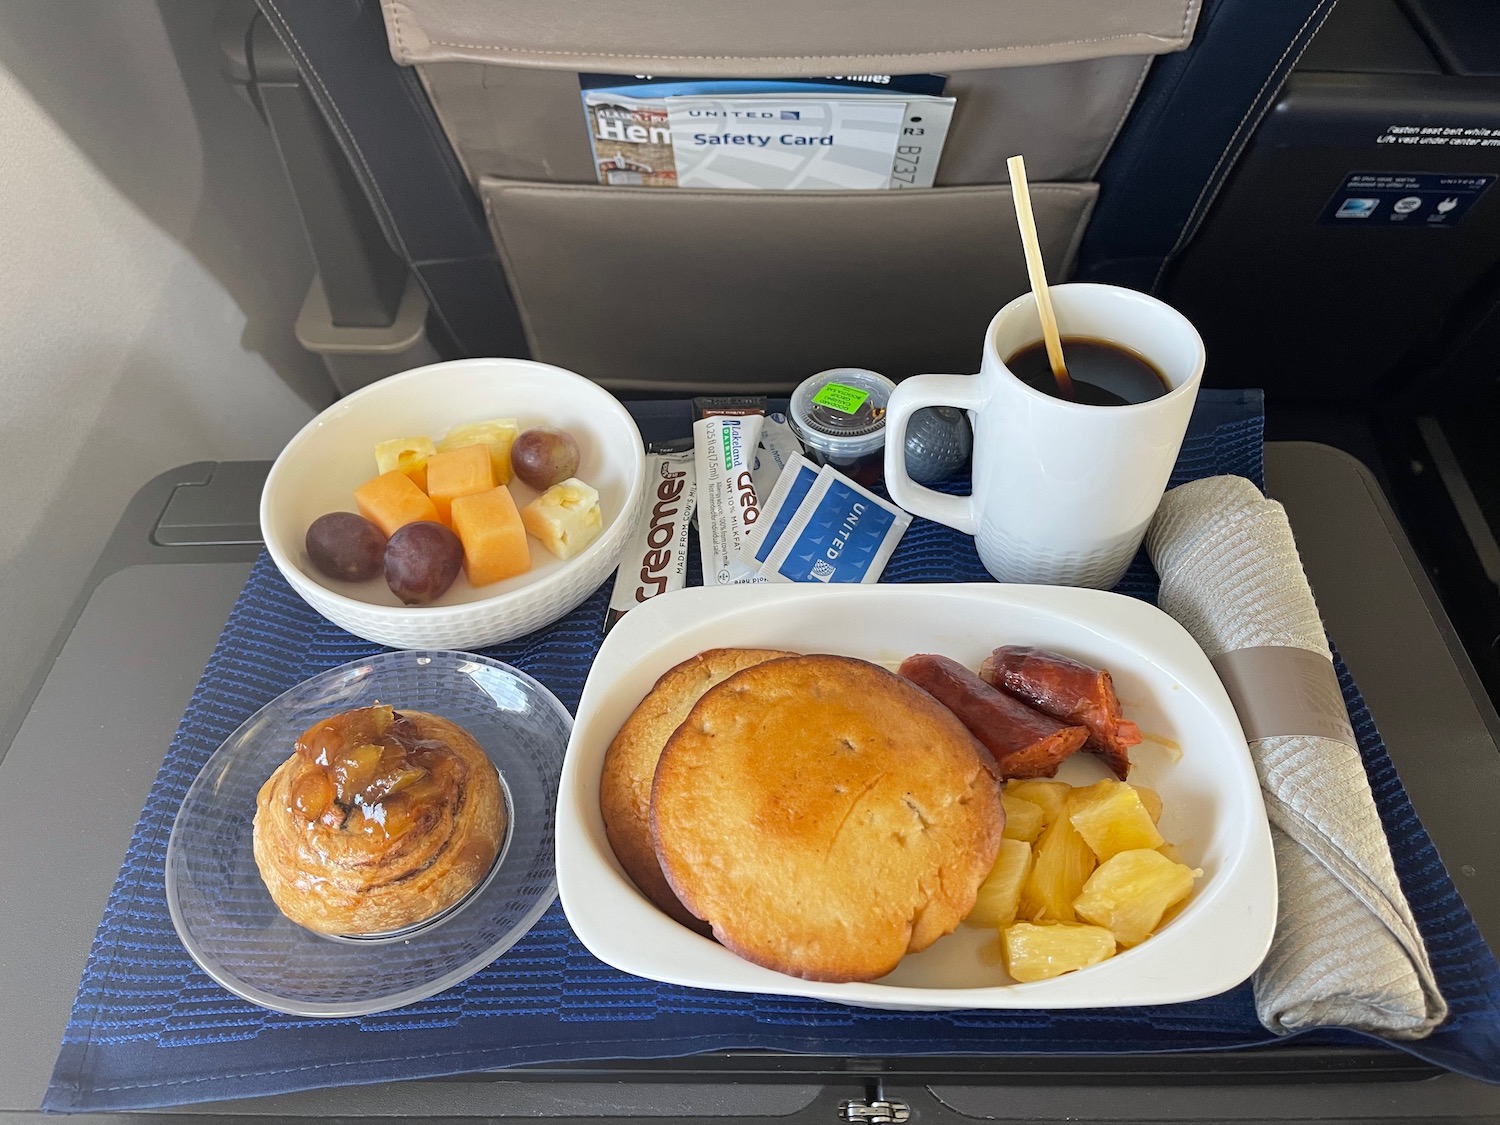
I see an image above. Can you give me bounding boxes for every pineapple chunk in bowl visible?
[261,359,646,649]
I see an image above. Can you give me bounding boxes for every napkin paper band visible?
[1210,645,1356,747]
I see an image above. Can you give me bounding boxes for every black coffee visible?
[1006,337,1170,406]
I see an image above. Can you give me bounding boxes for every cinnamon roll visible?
[252,704,505,935]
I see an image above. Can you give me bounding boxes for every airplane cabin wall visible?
[0,0,331,746]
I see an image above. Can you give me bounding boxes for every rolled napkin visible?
[1147,475,1447,1039]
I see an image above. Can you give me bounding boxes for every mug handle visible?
[883,374,983,535]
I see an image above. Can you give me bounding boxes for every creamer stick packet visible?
[750,411,804,504]
[691,397,764,533]
[693,395,765,420]
[694,412,767,585]
[742,451,818,566]
[759,465,911,584]
[605,449,697,631]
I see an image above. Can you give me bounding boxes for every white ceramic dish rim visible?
[557,582,1278,1011]
[259,357,646,617]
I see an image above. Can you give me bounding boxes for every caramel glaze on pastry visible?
[253,704,505,935]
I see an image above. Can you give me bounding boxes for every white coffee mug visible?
[884,283,1205,589]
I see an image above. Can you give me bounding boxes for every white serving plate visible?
[557,583,1276,1010]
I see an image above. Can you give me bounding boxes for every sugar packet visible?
[605,449,696,631]
[742,451,818,566]
[694,412,767,585]
[758,465,911,583]
[750,411,804,503]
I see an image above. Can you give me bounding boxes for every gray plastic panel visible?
[0,563,252,1112]
[1266,441,1500,950]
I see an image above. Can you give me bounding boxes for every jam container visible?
[787,368,896,487]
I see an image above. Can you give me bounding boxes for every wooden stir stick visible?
[1007,154,1074,399]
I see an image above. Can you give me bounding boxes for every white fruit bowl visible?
[261,359,645,649]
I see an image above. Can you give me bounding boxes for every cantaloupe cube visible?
[438,419,519,485]
[425,444,495,525]
[374,435,436,492]
[354,470,439,538]
[450,486,532,586]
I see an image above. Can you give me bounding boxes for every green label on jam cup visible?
[811,383,870,414]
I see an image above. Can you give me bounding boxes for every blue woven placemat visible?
[45,392,1500,1110]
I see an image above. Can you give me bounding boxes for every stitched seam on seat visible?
[480,194,543,359]
[1151,1,1329,291]
[481,179,1091,200]
[268,0,480,351]
[383,0,1199,65]
[414,34,1184,61]
[263,0,411,264]
[1091,55,1157,180]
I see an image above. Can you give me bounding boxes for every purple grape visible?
[384,521,463,605]
[511,427,580,491]
[306,512,386,582]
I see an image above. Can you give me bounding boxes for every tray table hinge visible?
[840,1095,911,1124]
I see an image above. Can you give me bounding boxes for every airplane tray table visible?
[5,396,1500,1123]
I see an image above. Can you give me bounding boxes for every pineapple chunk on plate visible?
[1002,921,1117,983]
[1074,848,1200,947]
[1068,779,1165,862]
[1004,779,1071,826]
[967,838,1034,928]
[522,478,604,560]
[1000,793,1046,843]
[1156,841,1187,865]
[1019,809,1096,923]
[373,435,436,491]
[1133,785,1164,824]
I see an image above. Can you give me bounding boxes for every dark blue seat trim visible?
[1078,0,1337,293]
[255,0,528,358]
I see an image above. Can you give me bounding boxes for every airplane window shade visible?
[480,179,1097,392]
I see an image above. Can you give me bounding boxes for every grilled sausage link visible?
[899,654,1088,779]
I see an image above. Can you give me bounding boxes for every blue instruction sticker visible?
[1318,171,1495,227]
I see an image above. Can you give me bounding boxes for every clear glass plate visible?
[166,650,569,1016]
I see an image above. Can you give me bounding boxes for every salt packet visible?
[758,464,911,583]
[742,451,818,567]
[605,449,697,631]
[694,411,767,585]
